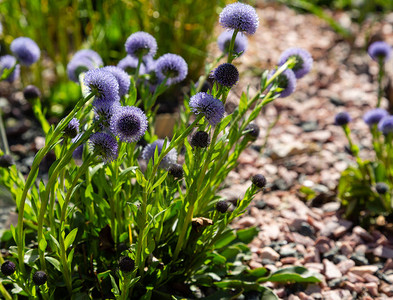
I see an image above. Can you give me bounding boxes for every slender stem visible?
[227,29,239,63]
[0,110,9,155]
[134,54,143,79]
[377,58,384,108]
[0,282,12,300]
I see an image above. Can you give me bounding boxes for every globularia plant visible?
[336,40,393,225]
[0,2,319,299]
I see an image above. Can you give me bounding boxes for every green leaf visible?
[109,273,120,295]
[24,249,40,266]
[49,234,60,252]
[97,270,111,280]
[65,228,78,249]
[150,172,168,191]
[38,237,47,252]
[215,230,236,249]
[236,227,258,244]
[135,169,147,187]
[258,266,322,283]
[128,77,137,105]
[45,256,61,271]
[247,267,268,278]
[239,92,248,114]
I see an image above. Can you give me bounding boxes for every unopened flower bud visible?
[0,155,14,168]
[168,164,184,179]
[32,271,47,286]
[1,261,16,276]
[216,200,230,213]
[119,256,134,273]
[251,174,266,188]
[191,131,210,148]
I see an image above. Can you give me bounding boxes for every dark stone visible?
[328,277,345,288]
[255,200,266,210]
[350,253,368,266]
[300,121,319,132]
[298,222,315,237]
[261,259,275,265]
[329,97,345,106]
[323,246,340,260]
[280,248,297,258]
[333,255,348,264]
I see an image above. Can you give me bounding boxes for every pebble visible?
[336,259,355,274]
[349,265,379,276]
[323,259,342,279]
[259,247,280,261]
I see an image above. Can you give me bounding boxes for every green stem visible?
[227,29,239,63]
[0,110,9,155]
[377,58,384,108]
[0,282,12,300]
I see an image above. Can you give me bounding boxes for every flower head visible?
[363,108,388,126]
[110,106,148,143]
[23,85,41,100]
[64,118,79,139]
[67,56,95,83]
[0,55,20,83]
[89,132,118,163]
[117,55,146,75]
[155,53,188,85]
[1,261,16,276]
[218,30,248,56]
[278,48,313,78]
[334,112,351,126]
[102,66,130,97]
[119,257,135,273]
[219,2,259,35]
[125,32,157,59]
[10,37,40,66]
[168,164,184,179]
[73,49,103,67]
[212,63,239,87]
[378,116,393,135]
[84,69,120,102]
[251,174,266,188]
[268,69,297,98]
[189,92,225,126]
[32,271,47,286]
[368,41,391,62]
[216,200,230,213]
[244,123,260,141]
[93,100,120,130]
[141,139,178,169]
[191,131,210,148]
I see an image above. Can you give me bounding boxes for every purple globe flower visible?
[334,112,351,126]
[117,55,146,75]
[102,66,130,97]
[189,92,225,126]
[217,30,248,56]
[110,106,148,143]
[219,2,259,35]
[368,41,391,62]
[378,116,393,135]
[363,108,389,126]
[67,50,103,82]
[141,139,178,169]
[64,118,80,138]
[278,48,313,79]
[73,49,103,67]
[10,37,40,66]
[0,55,20,83]
[89,132,118,163]
[211,63,239,87]
[268,69,297,98]
[84,69,120,102]
[93,100,121,129]
[125,31,157,59]
[155,54,188,85]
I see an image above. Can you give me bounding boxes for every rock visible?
[323,259,342,279]
[383,258,393,271]
[349,265,379,276]
[321,202,340,213]
[281,257,297,264]
[320,221,340,237]
[353,226,374,242]
[259,247,280,261]
[236,216,256,227]
[346,272,366,283]
[323,246,339,260]
[249,261,263,269]
[304,263,324,273]
[364,282,378,297]
[373,245,393,259]
[321,289,352,300]
[315,236,332,253]
[298,222,315,237]
[339,241,353,256]
[337,259,355,274]
[333,220,353,238]
[333,255,348,264]
[363,273,379,283]
[350,253,368,266]
[298,292,314,300]
[291,232,314,246]
[328,277,345,288]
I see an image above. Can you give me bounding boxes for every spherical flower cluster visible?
[1,260,16,276]
[219,2,259,35]
[102,66,130,97]
[251,174,266,188]
[84,69,120,102]
[110,106,148,143]
[212,63,239,87]
[32,271,47,286]
[368,41,391,62]
[117,55,146,75]
[0,55,20,83]
[141,139,178,169]
[89,132,119,163]
[0,155,15,168]
[125,32,157,59]
[363,108,388,126]
[189,92,225,126]
[334,112,351,126]
[23,85,41,100]
[216,200,230,213]
[278,48,313,79]
[10,37,40,66]
[155,53,188,85]
[119,256,135,273]
[63,118,79,139]
[67,49,103,82]
[93,100,120,130]
[168,164,184,179]
[268,69,297,98]
[191,131,210,148]
[217,30,248,56]
[378,116,393,135]
[244,123,260,141]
